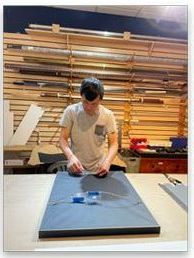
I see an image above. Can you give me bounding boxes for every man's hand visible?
[96,159,111,177]
[95,131,118,177]
[67,154,84,174]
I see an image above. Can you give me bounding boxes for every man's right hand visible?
[67,154,84,174]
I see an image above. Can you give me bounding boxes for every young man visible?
[59,77,118,177]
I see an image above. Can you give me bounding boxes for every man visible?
[59,77,118,177]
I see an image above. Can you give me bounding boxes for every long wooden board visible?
[3,100,14,145]
[8,104,44,145]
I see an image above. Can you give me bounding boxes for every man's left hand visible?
[96,159,111,177]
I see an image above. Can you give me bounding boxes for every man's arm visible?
[59,127,84,173]
[96,131,118,176]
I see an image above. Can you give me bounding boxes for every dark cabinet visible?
[140,158,187,174]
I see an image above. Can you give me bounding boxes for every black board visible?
[39,171,160,238]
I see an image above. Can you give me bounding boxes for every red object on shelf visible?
[129,138,148,150]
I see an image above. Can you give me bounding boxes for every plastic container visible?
[170,137,187,149]
[71,191,101,205]
[86,191,101,205]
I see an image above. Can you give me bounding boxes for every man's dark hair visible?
[80,77,104,101]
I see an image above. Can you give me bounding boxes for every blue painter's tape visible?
[72,196,85,203]
[87,191,100,196]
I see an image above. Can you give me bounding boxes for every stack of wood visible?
[3,23,187,148]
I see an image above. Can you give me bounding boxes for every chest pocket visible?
[94,125,106,146]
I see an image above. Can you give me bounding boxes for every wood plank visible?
[25,29,187,54]
[5,31,187,53]
[8,104,44,145]
[128,134,171,140]
[130,125,178,131]
[3,30,187,146]
[4,33,187,60]
[4,98,68,108]
[129,130,177,136]
[4,38,68,50]
[4,84,70,94]
[4,145,34,152]
[130,116,179,122]
[4,71,70,83]
[3,100,14,145]
[4,52,186,71]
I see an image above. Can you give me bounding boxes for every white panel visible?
[8,104,44,146]
[3,100,14,145]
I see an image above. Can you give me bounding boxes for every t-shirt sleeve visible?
[59,105,73,129]
[106,111,117,134]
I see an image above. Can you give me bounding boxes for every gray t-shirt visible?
[59,102,117,171]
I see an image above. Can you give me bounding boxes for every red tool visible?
[129,137,148,150]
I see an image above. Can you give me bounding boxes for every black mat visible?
[38,153,65,164]
[39,171,160,238]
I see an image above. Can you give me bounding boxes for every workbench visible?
[4,173,187,251]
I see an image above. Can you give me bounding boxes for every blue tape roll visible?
[72,196,85,203]
[87,191,100,197]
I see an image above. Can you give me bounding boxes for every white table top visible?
[3,173,187,251]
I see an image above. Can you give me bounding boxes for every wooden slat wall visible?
[3,25,188,148]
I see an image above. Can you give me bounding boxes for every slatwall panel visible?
[3,24,187,148]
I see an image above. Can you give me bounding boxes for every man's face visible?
[81,95,101,115]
